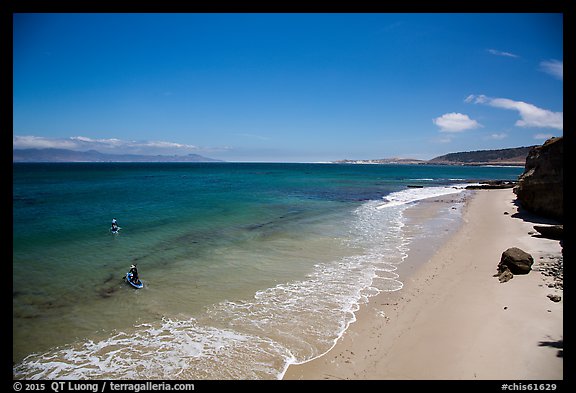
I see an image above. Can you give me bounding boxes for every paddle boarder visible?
[129,264,139,284]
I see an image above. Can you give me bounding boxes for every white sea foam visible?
[376,184,470,209]
[14,318,294,380]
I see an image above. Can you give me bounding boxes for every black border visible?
[6,0,572,389]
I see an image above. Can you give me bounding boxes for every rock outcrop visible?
[466,180,517,189]
[547,294,561,302]
[494,247,534,283]
[513,137,563,221]
[533,225,564,240]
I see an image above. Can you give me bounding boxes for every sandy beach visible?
[283,188,563,380]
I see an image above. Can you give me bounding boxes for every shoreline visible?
[283,188,563,380]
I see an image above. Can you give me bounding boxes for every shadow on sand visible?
[538,339,563,358]
[511,200,562,226]
[510,200,563,249]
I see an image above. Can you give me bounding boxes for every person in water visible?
[129,264,139,283]
[111,218,118,232]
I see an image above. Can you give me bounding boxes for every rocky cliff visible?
[513,137,563,221]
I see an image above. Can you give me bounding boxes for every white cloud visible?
[13,135,202,155]
[12,135,78,149]
[466,95,563,130]
[489,133,508,140]
[140,140,198,149]
[539,59,563,80]
[70,136,125,148]
[433,112,482,132]
[490,98,563,130]
[533,133,554,140]
[487,49,519,58]
[464,94,488,104]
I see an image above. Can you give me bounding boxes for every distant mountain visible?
[13,148,223,163]
[334,146,534,166]
[428,146,535,166]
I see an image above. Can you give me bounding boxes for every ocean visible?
[13,162,523,379]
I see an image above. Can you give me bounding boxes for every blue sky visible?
[13,13,563,162]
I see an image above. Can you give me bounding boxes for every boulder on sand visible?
[498,247,534,275]
[494,247,534,282]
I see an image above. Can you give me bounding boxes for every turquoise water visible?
[13,163,522,379]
